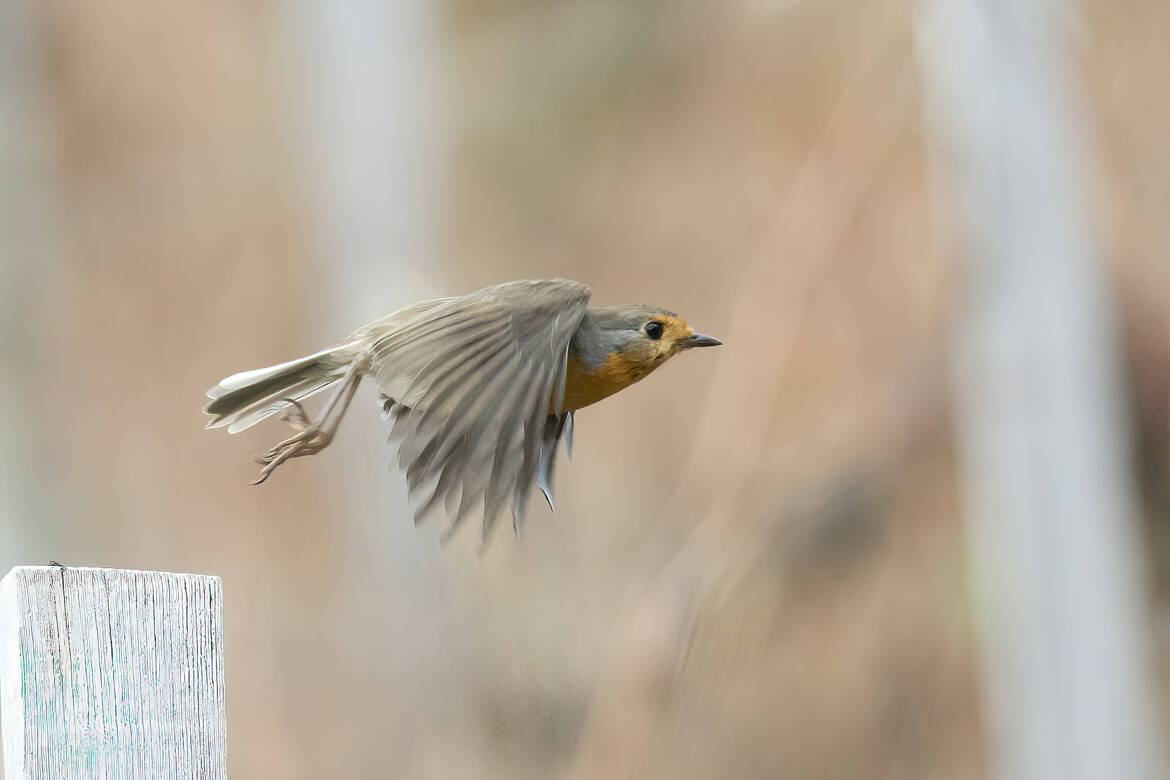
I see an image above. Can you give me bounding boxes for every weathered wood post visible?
[0,566,226,779]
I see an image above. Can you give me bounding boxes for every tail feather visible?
[214,374,341,433]
[204,342,360,433]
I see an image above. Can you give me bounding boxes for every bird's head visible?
[589,304,721,376]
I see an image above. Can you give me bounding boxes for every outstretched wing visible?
[367,279,591,540]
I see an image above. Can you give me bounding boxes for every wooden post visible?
[0,566,226,779]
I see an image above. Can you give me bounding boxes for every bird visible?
[204,278,720,541]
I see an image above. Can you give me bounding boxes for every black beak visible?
[681,333,722,349]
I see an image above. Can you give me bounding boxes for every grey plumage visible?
[205,279,591,540]
[537,412,573,512]
[368,280,590,538]
[569,305,677,369]
[204,344,359,433]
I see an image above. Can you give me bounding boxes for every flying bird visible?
[204,279,720,540]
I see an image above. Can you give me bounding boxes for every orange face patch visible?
[555,315,693,412]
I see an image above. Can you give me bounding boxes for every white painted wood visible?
[0,566,226,779]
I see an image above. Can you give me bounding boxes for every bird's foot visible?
[252,426,333,485]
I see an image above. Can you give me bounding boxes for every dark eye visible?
[644,321,664,340]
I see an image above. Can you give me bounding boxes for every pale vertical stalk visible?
[0,1,62,568]
[917,1,1164,778]
[277,0,447,764]
[286,0,441,323]
[279,0,442,539]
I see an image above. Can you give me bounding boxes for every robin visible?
[204,279,720,539]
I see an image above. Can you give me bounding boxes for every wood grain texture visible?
[1,566,226,779]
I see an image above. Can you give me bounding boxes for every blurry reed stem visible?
[916,0,1163,778]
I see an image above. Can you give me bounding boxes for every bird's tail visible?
[203,341,362,433]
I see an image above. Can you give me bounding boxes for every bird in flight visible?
[204,278,720,541]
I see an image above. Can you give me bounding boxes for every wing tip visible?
[538,484,556,513]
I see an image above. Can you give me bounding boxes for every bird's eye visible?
[644,321,664,340]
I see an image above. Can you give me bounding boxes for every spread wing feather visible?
[367,279,591,539]
[537,412,573,511]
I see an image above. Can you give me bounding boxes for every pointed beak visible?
[680,332,722,349]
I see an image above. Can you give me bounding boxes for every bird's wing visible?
[367,279,591,540]
[537,411,573,512]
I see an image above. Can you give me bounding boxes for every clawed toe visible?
[254,432,302,465]
[237,358,362,487]
[251,427,334,485]
[252,441,300,484]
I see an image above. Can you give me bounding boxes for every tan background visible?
[2,0,1169,777]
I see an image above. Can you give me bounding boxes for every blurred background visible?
[1,0,1169,777]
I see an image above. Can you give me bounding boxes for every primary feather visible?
[367,280,591,537]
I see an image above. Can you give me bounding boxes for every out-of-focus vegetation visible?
[1,0,1168,777]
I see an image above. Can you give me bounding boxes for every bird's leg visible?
[252,358,366,485]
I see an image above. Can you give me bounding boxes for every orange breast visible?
[554,353,652,412]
